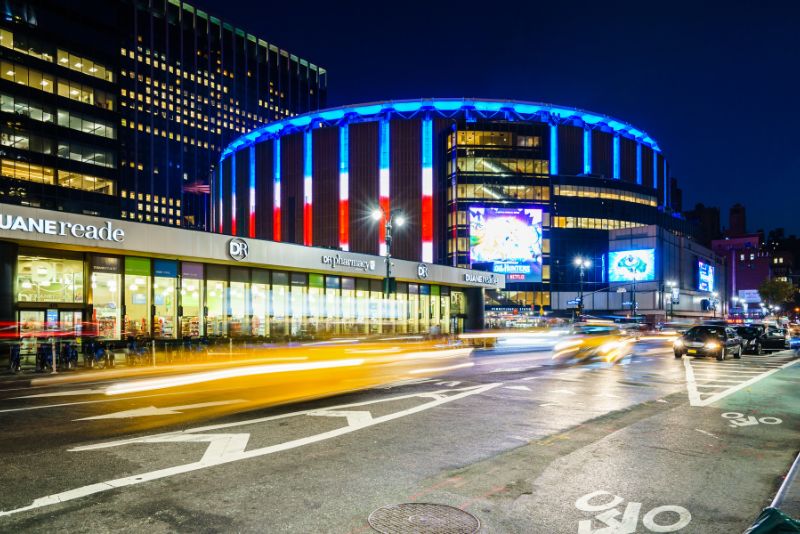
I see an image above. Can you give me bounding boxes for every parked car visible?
[735,325,788,355]
[674,325,743,360]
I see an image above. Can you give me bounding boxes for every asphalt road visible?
[0,342,798,533]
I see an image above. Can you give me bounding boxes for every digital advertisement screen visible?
[608,249,656,282]
[698,260,715,292]
[469,206,543,282]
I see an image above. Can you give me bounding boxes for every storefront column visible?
[0,241,18,324]
[464,287,485,331]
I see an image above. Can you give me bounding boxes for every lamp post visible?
[573,256,591,319]
[666,280,677,321]
[631,272,638,320]
[371,207,405,296]
[712,291,719,318]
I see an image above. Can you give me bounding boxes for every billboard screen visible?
[468,206,543,282]
[698,260,715,292]
[608,249,656,282]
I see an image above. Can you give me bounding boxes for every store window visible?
[206,265,228,337]
[408,284,420,333]
[153,260,177,339]
[229,267,249,338]
[17,253,83,303]
[341,277,356,334]
[369,279,383,334]
[430,285,441,334]
[440,287,451,334]
[180,263,204,338]
[325,276,341,335]
[251,269,269,338]
[124,257,151,338]
[308,274,323,337]
[271,272,289,339]
[396,282,408,334]
[290,273,308,337]
[90,256,121,339]
[355,279,369,334]
[419,285,431,333]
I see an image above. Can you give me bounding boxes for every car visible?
[674,325,743,360]
[735,325,788,354]
[553,325,635,363]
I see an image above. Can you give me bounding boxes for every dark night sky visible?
[198,0,800,235]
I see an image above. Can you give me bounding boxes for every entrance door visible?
[18,310,44,366]
[59,310,83,338]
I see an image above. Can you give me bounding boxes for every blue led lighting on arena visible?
[636,143,642,185]
[583,128,592,174]
[549,124,558,175]
[612,135,620,179]
[221,99,662,159]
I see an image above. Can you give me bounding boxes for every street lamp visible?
[712,291,719,318]
[574,256,591,319]
[666,280,677,321]
[371,207,405,295]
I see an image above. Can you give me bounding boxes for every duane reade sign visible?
[464,272,499,285]
[0,213,125,242]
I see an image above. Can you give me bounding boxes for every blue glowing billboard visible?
[469,206,543,282]
[608,249,656,282]
[698,260,715,292]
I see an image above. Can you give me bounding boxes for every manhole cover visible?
[368,503,480,534]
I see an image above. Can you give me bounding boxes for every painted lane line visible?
[539,403,558,407]
[0,391,190,414]
[683,357,703,407]
[10,388,106,399]
[0,383,500,517]
[551,389,576,395]
[695,429,720,439]
[75,400,244,421]
[503,385,531,392]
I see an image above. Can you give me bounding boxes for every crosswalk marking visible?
[684,354,799,407]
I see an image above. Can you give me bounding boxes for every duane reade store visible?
[0,205,503,344]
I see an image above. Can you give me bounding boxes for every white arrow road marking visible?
[306,410,373,427]
[434,381,462,387]
[74,400,244,421]
[10,388,105,399]
[0,383,500,517]
[503,386,531,391]
[684,355,800,407]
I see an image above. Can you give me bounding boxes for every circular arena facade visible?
[216,98,682,312]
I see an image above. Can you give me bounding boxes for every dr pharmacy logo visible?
[575,490,691,534]
[228,238,249,261]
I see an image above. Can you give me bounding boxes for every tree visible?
[758,278,796,305]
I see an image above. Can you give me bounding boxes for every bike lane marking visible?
[0,383,501,517]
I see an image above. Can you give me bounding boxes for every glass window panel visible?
[17,254,83,304]
[92,272,121,339]
[153,276,177,339]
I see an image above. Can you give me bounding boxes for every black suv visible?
[674,325,743,360]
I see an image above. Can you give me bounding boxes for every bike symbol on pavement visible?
[721,412,782,427]
[575,490,691,533]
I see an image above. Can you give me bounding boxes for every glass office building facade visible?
[0,0,326,232]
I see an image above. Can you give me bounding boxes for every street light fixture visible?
[573,256,591,318]
[371,206,405,295]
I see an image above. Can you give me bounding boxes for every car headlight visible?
[673,339,684,348]
[704,341,720,350]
